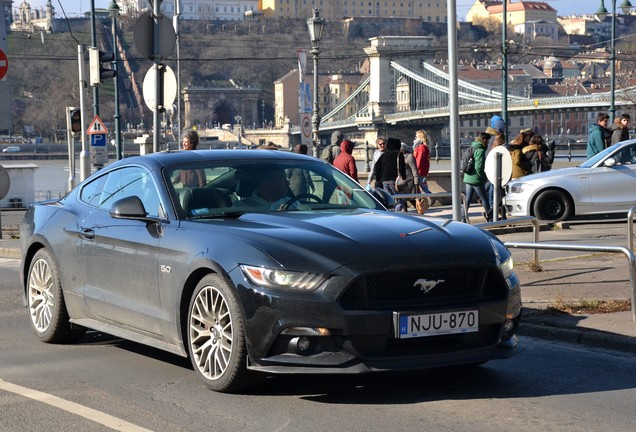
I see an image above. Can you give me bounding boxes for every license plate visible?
[393,309,479,339]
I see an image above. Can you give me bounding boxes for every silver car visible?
[504,139,636,221]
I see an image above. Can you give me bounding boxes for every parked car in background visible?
[2,146,20,153]
[505,139,636,221]
[20,150,522,393]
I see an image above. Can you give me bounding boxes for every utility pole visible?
[174,0,181,139]
[502,0,509,140]
[153,0,162,153]
[447,0,461,221]
[90,0,99,117]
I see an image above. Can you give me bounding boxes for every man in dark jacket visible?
[373,137,406,211]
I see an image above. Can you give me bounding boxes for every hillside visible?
[7,15,523,141]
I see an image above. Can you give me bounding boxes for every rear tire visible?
[532,189,572,222]
[187,274,261,393]
[27,249,86,343]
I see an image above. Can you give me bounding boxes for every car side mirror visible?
[110,195,159,223]
[604,157,617,167]
[370,187,395,209]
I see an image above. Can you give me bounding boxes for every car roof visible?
[106,149,319,170]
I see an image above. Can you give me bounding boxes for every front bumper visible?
[504,195,531,217]
[231,265,523,374]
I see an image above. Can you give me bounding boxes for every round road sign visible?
[143,64,177,112]
[485,146,513,186]
[0,49,8,81]
[0,165,10,200]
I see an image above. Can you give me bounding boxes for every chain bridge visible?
[306,36,634,145]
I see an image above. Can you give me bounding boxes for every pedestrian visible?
[587,112,611,158]
[462,132,492,222]
[611,113,631,145]
[287,144,314,195]
[485,122,506,218]
[412,130,432,195]
[509,129,533,179]
[333,139,358,181]
[321,130,344,164]
[523,134,555,174]
[372,137,407,212]
[367,137,386,189]
[400,143,420,212]
[175,130,206,187]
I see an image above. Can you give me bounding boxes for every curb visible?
[518,321,636,355]
[0,246,20,259]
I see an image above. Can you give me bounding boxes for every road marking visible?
[0,378,153,432]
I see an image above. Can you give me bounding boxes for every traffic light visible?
[69,108,82,135]
[88,47,116,86]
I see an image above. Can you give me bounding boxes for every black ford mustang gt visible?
[20,149,522,392]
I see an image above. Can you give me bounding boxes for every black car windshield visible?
[165,158,382,218]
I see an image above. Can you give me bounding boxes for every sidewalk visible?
[3,207,636,354]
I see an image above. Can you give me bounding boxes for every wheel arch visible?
[177,265,237,355]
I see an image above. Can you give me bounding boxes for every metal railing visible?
[477,216,541,265]
[506,241,636,322]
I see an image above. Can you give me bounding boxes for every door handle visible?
[80,228,95,239]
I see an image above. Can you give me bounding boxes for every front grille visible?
[339,266,506,310]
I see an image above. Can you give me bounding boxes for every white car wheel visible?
[27,249,85,343]
[187,274,260,392]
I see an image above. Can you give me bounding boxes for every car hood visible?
[188,210,500,272]
[510,166,587,184]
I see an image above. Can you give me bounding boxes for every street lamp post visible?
[597,0,633,123]
[108,0,122,160]
[261,100,265,128]
[307,8,325,158]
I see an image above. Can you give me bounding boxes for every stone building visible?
[11,0,56,33]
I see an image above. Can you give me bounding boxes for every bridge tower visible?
[361,36,434,143]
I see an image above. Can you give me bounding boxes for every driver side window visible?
[97,167,163,217]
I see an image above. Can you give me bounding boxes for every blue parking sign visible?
[90,133,107,147]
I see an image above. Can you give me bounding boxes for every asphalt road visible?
[2,257,636,432]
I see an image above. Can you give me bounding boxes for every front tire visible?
[27,249,86,343]
[532,189,572,222]
[187,274,260,393]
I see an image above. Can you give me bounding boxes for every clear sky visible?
[24,1,594,20]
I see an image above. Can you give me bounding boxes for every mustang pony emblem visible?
[414,278,445,294]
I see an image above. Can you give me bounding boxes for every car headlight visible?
[500,256,514,279]
[508,182,529,194]
[488,237,514,279]
[240,265,329,291]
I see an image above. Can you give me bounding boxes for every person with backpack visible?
[321,130,344,164]
[462,132,492,223]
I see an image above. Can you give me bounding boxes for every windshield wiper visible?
[189,210,247,219]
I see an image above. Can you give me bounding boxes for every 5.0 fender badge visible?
[414,278,445,294]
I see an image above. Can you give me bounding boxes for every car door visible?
[589,144,636,211]
[77,166,164,334]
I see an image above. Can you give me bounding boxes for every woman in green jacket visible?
[463,132,492,222]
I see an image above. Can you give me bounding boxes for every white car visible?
[2,146,20,153]
[504,139,636,221]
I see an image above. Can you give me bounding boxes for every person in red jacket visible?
[413,130,431,194]
[333,139,358,181]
